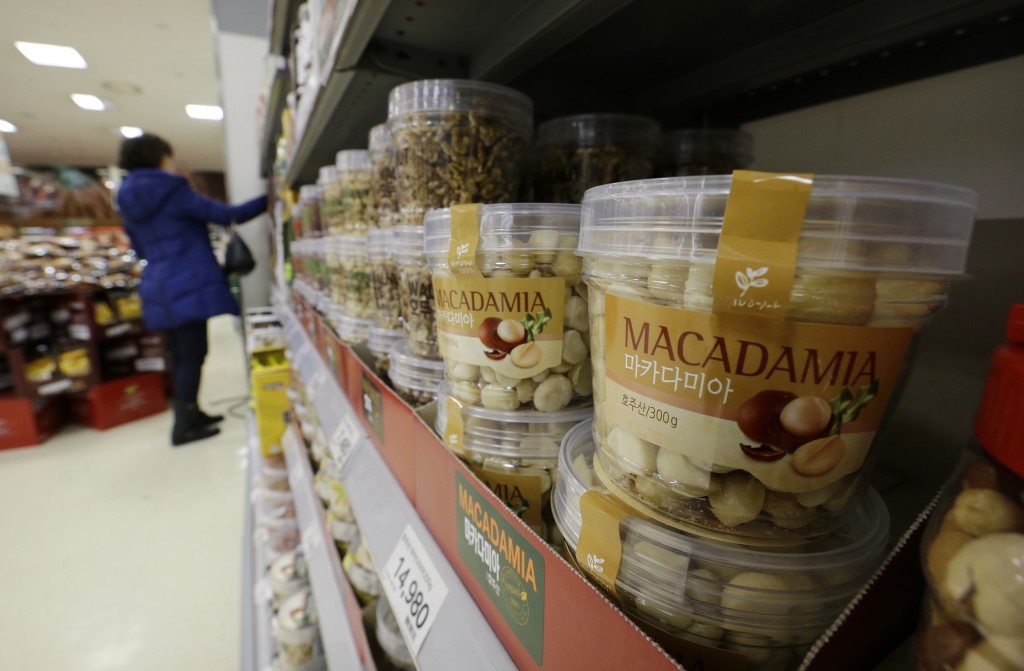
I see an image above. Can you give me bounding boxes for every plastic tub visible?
[369,123,399,229]
[579,174,976,540]
[436,379,592,542]
[534,113,660,203]
[556,419,890,671]
[272,590,324,671]
[318,165,344,234]
[424,203,588,412]
[335,150,373,234]
[297,185,322,239]
[257,493,298,533]
[336,311,372,346]
[658,128,754,177]
[387,79,533,227]
[393,225,437,357]
[336,235,375,319]
[341,535,381,605]
[323,237,345,306]
[367,228,402,330]
[264,525,302,566]
[376,598,415,671]
[368,326,403,376]
[268,550,309,605]
[388,339,443,406]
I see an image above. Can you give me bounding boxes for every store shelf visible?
[241,422,275,671]
[259,60,288,177]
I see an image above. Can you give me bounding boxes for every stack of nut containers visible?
[545,174,978,670]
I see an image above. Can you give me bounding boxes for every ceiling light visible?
[186,104,223,120]
[72,94,106,111]
[120,126,143,138]
[15,41,87,69]
[0,119,16,133]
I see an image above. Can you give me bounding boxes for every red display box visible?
[71,372,167,430]
[0,395,67,449]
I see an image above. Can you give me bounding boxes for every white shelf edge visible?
[279,306,517,671]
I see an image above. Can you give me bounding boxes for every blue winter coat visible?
[117,168,267,330]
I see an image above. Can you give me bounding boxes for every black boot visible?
[172,400,221,446]
[197,409,224,425]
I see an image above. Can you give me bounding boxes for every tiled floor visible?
[0,315,248,671]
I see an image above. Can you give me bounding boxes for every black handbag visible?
[223,224,256,276]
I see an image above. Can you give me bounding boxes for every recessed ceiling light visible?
[15,41,87,69]
[120,126,143,138]
[71,94,106,111]
[186,104,223,121]
[0,119,17,133]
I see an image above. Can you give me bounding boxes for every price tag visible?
[328,415,360,463]
[381,525,449,657]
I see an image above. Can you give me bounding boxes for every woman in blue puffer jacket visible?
[117,133,267,446]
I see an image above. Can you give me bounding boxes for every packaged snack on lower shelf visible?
[436,379,592,544]
[375,597,415,671]
[272,590,326,671]
[388,339,443,406]
[578,174,976,541]
[313,457,344,508]
[326,483,359,553]
[257,493,297,533]
[264,525,302,567]
[341,535,381,605]
[268,550,309,606]
[555,420,891,671]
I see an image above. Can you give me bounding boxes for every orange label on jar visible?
[433,276,565,380]
[712,170,813,319]
[574,491,631,594]
[467,465,547,535]
[604,293,914,493]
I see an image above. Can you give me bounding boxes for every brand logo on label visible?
[735,266,769,297]
[586,554,605,573]
[456,242,471,257]
[448,432,460,445]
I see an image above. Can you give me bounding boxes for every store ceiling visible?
[0,0,225,172]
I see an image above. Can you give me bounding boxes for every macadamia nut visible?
[564,295,590,332]
[562,329,589,365]
[656,450,717,496]
[709,472,766,527]
[944,534,1024,637]
[949,489,1024,536]
[608,426,658,473]
[533,374,573,412]
[480,385,520,411]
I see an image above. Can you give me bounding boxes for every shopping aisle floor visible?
[0,315,248,671]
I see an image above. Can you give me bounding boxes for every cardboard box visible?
[0,395,67,449]
[7,340,100,398]
[251,349,291,458]
[71,372,166,430]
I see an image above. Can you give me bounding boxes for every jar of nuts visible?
[388,339,444,406]
[367,228,402,330]
[336,234,376,320]
[556,419,889,671]
[424,203,590,413]
[369,123,399,229]
[335,149,373,234]
[393,225,438,358]
[336,311,372,346]
[916,304,1024,671]
[579,174,977,540]
[297,185,323,239]
[324,236,345,307]
[272,590,324,671]
[387,79,533,227]
[436,379,593,544]
[533,113,660,204]
[657,128,754,177]
[318,165,344,234]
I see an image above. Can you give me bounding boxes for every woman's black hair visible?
[118,133,173,170]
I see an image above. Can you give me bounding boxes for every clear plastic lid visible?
[436,379,593,460]
[317,165,338,185]
[387,78,534,138]
[335,149,371,172]
[662,128,754,167]
[336,312,372,344]
[368,326,403,357]
[369,123,392,153]
[579,175,978,276]
[366,228,393,258]
[388,339,443,393]
[536,113,661,151]
[423,204,581,258]
[335,234,368,258]
[556,419,891,635]
[391,225,425,263]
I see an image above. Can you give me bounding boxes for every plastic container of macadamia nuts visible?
[916,304,1024,671]
[424,203,590,413]
[393,225,438,358]
[579,174,976,541]
[556,420,890,671]
[436,379,592,543]
[388,339,444,406]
